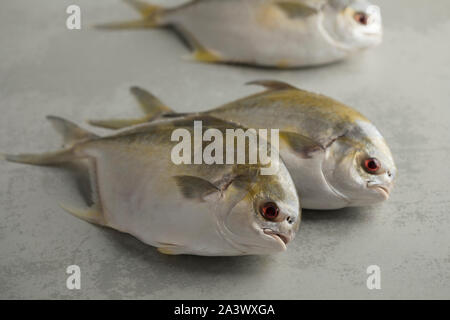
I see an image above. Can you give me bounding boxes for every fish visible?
[97,0,382,68]
[2,115,300,256]
[88,80,397,210]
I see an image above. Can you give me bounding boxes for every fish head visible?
[325,0,382,50]
[221,162,300,255]
[323,121,396,206]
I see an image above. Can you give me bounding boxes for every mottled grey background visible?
[0,0,449,299]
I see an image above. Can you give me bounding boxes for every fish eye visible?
[363,157,381,174]
[260,202,279,221]
[354,12,369,25]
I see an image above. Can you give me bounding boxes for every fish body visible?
[101,0,382,67]
[89,81,396,210]
[3,116,300,256]
[205,81,396,209]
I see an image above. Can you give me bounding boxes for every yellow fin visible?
[95,0,162,29]
[3,149,75,166]
[176,25,224,63]
[157,243,185,255]
[130,86,172,115]
[60,202,106,226]
[123,0,161,18]
[88,87,174,130]
[157,247,175,255]
[191,49,223,63]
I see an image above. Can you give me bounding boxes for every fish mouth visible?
[263,229,290,249]
[369,185,390,200]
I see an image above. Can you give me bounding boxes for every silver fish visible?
[98,0,382,67]
[89,81,397,210]
[2,115,300,256]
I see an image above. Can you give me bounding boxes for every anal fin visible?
[60,202,106,226]
[60,157,106,227]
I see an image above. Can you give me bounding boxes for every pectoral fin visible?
[174,165,262,203]
[279,131,324,158]
[275,1,319,19]
[173,175,220,202]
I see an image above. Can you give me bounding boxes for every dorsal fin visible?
[88,87,174,130]
[246,80,298,91]
[129,86,172,115]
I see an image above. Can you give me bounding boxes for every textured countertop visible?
[1,0,449,299]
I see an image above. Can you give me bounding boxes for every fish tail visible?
[2,118,109,227]
[2,149,76,166]
[2,116,97,166]
[46,115,98,147]
[95,0,165,29]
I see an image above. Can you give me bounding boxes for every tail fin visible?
[88,86,175,130]
[2,116,97,166]
[2,150,75,166]
[47,116,98,147]
[96,0,164,29]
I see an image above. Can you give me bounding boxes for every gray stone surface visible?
[0,0,449,299]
